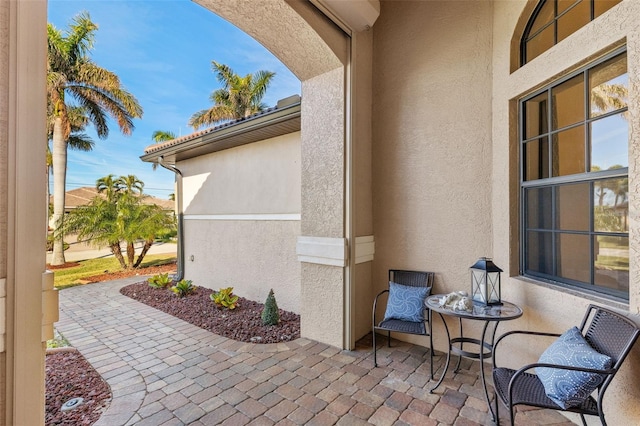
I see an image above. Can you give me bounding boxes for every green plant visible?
[210,287,239,310]
[148,272,172,288]
[171,279,194,297]
[261,289,280,326]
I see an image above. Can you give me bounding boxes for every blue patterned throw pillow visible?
[537,326,612,409]
[383,281,429,323]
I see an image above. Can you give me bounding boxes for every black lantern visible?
[470,257,502,306]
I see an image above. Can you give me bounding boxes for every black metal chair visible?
[492,304,640,426]
[372,269,434,371]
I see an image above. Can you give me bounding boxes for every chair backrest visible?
[580,304,640,365]
[580,304,640,388]
[389,269,434,294]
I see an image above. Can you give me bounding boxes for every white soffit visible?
[312,0,380,33]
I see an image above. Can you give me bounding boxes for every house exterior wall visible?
[371,0,494,346]
[370,1,640,424]
[492,1,640,423]
[179,132,302,312]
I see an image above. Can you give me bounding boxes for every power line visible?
[61,182,173,192]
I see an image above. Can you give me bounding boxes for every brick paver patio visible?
[56,278,576,425]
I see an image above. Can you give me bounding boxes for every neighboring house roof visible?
[53,187,175,211]
[140,95,301,165]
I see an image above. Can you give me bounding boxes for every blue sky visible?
[48,0,301,199]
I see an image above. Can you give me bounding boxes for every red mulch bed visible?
[47,262,82,270]
[46,349,110,426]
[120,282,300,344]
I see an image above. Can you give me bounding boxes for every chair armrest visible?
[372,289,389,326]
[506,362,616,404]
[493,330,561,370]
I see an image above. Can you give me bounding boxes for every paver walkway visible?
[56,278,576,425]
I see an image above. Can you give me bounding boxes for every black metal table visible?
[426,295,522,421]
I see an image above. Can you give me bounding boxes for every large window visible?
[522,0,621,65]
[520,49,628,299]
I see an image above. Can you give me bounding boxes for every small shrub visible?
[171,279,194,297]
[261,289,280,326]
[210,287,239,310]
[148,272,172,288]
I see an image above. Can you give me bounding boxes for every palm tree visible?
[188,61,275,129]
[62,175,175,269]
[150,130,176,170]
[47,105,95,212]
[152,130,176,142]
[48,12,143,265]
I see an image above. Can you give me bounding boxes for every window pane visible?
[524,137,550,180]
[594,0,621,18]
[590,114,628,170]
[526,231,553,275]
[557,183,589,231]
[590,53,627,118]
[526,187,553,229]
[552,75,584,129]
[530,0,555,34]
[558,0,580,14]
[524,92,549,139]
[526,25,554,63]
[594,235,628,293]
[557,233,590,282]
[594,177,628,232]
[557,0,590,42]
[552,126,585,176]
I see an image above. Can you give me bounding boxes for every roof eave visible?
[140,101,301,165]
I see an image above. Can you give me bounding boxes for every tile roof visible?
[144,106,280,155]
[143,95,301,156]
[54,187,174,210]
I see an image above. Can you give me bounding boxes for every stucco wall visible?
[300,68,347,348]
[372,0,640,424]
[178,133,301,313]
[491,1,640,423]
[181,132,301,215]
[352,29,375,341]
[371,0,494,347]
[183,220,301,313]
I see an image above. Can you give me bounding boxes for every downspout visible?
[158,156,184,281]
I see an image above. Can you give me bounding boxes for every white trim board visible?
[184,214,301,221]
[296,236,347,267]
[355,236,375,264]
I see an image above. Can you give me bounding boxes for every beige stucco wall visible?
[371,0,494,348]
[491,1,640,423]
[352,28,375,341]
[179,133,301,312]
[370,0,640,424]
[300,67,347,348]
[183,220,301,313]
[181,132,301,215]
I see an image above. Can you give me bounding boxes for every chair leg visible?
[387,330,391,347]
[579,414,588,426]
[429,330,434,379]
[372,330,378,367]
[494,396,500,426]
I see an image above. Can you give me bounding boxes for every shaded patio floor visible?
[56,277,576,425]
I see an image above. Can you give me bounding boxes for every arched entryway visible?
[2,1,377,424]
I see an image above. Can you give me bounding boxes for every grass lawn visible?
[52,253,177,289]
